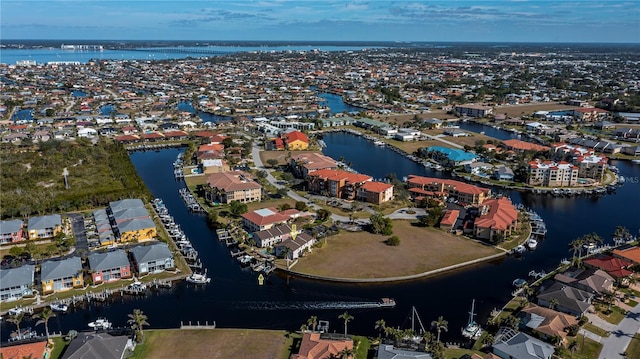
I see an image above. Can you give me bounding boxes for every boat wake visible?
[232,301,387,311]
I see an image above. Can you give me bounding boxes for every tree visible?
[222,137,234,148]
[548,298,559,310]
[316,208,331,222]
[229,201,248,216]
[568,340,579,358]
[295,201,307,211]
[7,311,25,339]
[338,311,354,336]
[307,316,318,332]
[278,203,292,211]
[266,159,279,168]
[385,236,400,246]
[479,331,494,348]
[374,319,386,339]
[33,307,56,339]
[128,309,150,342]
[370,212,393,235]
[430,316,448,343]
[339,347,354,359]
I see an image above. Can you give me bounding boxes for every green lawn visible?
[583,323,610,338]
[558,335,603,359]
[445,348,484,359]
[596,305,626,325]
[352,336,371,359]
[624,334,640,358]
[50,337,69,359]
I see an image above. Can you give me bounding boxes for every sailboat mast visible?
[468,299,476,325]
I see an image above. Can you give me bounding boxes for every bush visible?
[385,236,400,246]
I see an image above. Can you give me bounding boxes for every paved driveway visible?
[68,213,88,256]
[598,302,640,359]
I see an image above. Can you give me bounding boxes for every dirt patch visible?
[138,329,289,359]
[292,220,500,279]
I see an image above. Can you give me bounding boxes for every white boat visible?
[50,303,68,313]
[525,238,538,250]
[512,245,526,255]
[461,299,483,340]
[373,140,385,146]
[378,298,396,308]
[631,159,640,164]
[186,271,211,285]
[88,318,112,330]
[513,278,527,288]
[7,307,24,316]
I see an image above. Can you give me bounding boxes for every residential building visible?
[554,268,614,295]
[465,162,494,177]
[492,328,554,359]
[356,181,394,205]
[376,344,433,359]
[242,207,290,232]
[576,154,608,183]
[406,175,491,206]
[537,282,593,316]
[583,255,634,280]
[439,209,460,231]
[423,146,478,166]
[88,249,132,284]
[612,246,640,265]
[62,332,134,359]
[307,169,373,200]
[0,265,35,302]
[253,223,300,248]
[493,165,514,181]
[276,232,316,260]
[41,256,84,295]
[27,214,62,239]
[519,304,578,344]
[206,171,262,204]
[108,199,156,242]
[129,242,175,274]
[291,332,354,359]
[473,197,519,241]
[572,107,609,122]
[93,209,116,246]
[454,104,493,118]
[527,159,579,187]
[290,152,337,179]
[283,130,309,150]
[0,341,48,359]
[502,139,550,152]
[0,219,24,243]
[201,159,230,174]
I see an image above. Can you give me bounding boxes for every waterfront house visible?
[0,341,48,359]
[465,162,494,177]
[376,345,433,359]
[519,303,578,344]
[612,246,640,265]
[502,139,550,152]
[27,214,62,240]
[536,282,593,316]
[62,332,133,359]
[583,255,634,280]
[129,242,175,274]
[0,264,35,302]
[454,104,493,118]
[423,118,443,129]
[439,209,460,231]
[423,146,478,166]
[443,128,470,137]
[93,209,116,247]
[307,169,373,200]
[493,165,514,181]
[206,171,262,204]
[290,152,338,179]
[201,159,230,174]
[406,175,490,206]
[276,232,316,260]
[355,181,394,205]
[242,208,290,232]
[41,256,84,295]
[0,219,25,243]
[108,199,156,242]
[527,159,579,187]
[291,332,354,359]
[473,197,518,242]
[283,130,309,150]
[554,268,614,295]
[492,328,554,359]
[88,249,132,284]
[253,223,301,248]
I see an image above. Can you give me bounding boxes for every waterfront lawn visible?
[445,348,484,359]
[184,174,209,188]
[50,337,69,359]
[131,329,289,359]
[556,334,603,359]
[291,220,501,279]
[625,334,640,358]
[385,138,453,154]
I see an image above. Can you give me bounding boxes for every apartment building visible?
[206,171,262,204]
[406,175,491,206]
[527,160,579,187]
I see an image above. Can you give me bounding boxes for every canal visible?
[2,134,639,343]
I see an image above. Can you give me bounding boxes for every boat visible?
[50,303,69,313]
[512,245,526,255]
[461,299,483,340]
[88,318,112,330]
[7,307,24,316]
[513,278,527,288]
[378,298,396,308]
[525,238,538,250]
[373,140,385,146]
[631,159,640,164]
[186,270,211,285]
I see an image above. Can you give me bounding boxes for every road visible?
[598,302,640,359]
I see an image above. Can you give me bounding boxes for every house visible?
[109,199,156,242]
[276,232,316,260]
[93,209,116,246]
[201,159,230,174]
[88,249,132,284]
[537,282,593,316]
[283,130,309,150]
[423,118,443,129]
[0,341,48,359]
[454,104,493,118]
[583,255,634,280]
[291,332,354,359]
[376,344,433,359]
[519,304,578,344]
[290,153,338,179]
[492,328,555,359]
[554,268,614,295]
[0,265,35,302]
[406,175,491,206]
[253,223,301,248]
[206,171,262,204]
[473,197,519,242]
[612,246,640,265]
[0,219,25,243]
[443,128,470,137]
[465,162,494,176]
[423,146,478,166]
[129,242,175,274]
[594,121,616,130]
[27,214,62,239]
[493,166,514,181]
[307,169,373,200]
[502,139,550,152]
[572,107,609,122]
[356,181,394,205]
[439,209,460,231]
[41,256,84,295]
[62,332,134,359]
[242,207,290,232]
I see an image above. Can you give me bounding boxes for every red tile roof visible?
[284,130,309,144]
[440,209,460,227]
[503,139,550,152]
[291,332,353,359]
[474,197,518,231]
[207,171,261,192]
[612,247,640,265]
[242,207,289,227]
[360,181,393,193]
[0,341,47,359]
[164,130,189,138]
[140,132,164,139]
[584,255,634,278]
[309,169,372,184]
[407,175,490,196]
[115,135,140,142]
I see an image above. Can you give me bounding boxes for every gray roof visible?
[0,219,24,234]
[41,256,83,281]
[130,242,173,264]
[109,198,145,212]
[537,282,593,315]
[253,223,292,242]
[116,217,155,233]
[62,332,130,359]
[0,264,35,290]
[493,330,554,359]
[93,209,109,222]
[88,250,130,272]
[112,207,150,222]
[27,214,62,231]
[376,344,433,359]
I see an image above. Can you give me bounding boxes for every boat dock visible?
[179,188,205,213]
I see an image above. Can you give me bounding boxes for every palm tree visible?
[374,319,386,339]
[430,316,448,343]
[7,311,25,339]
[569,238,584,264]
[601,290,616,311]
[480,332,494,348]
[422,331,435,351]
[549,298,559,310]
[281,246,292,269]
[338,311,353,336]
[614,226,629,240]
[127,309,150,343]
[568,340,579,358]
[307,316,318,332]
[339,347,354,359]
[33,307,56,339]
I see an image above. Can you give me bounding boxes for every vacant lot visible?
[132,329,290,359]
[259,150,321,167]
[292,220,500,279]
[494,103,576,117]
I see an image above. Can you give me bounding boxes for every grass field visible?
[624,334,640,358]
[131,329,289,359]
[291,220,500,279]
[556,334,603,359]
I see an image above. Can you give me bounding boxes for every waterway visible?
[2,135,639,343]
[317,92,366,115]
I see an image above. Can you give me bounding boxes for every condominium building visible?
[206,171,262,204]
[527,160,579,187]
[406,175,491,206]
[307,169,373,200]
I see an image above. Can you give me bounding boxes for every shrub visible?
[385,236,400,246]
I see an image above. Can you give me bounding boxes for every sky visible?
[1,0,639,43]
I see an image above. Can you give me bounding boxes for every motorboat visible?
[512,245,526,255]
[378,298,396,308]
[186,271,211,285]
[88,318,112,330]
[373,140,386,146]
[512,278,527,288]
[461,299,483,340]
[7,307,24,316]
[525,238,538,250]
[50,303,68,313]
[631,159,640,164]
